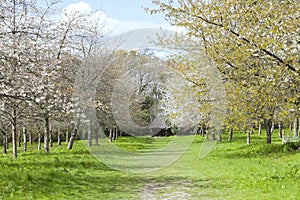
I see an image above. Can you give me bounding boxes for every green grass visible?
[0,132,299,199]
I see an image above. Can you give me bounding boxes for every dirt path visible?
[138,179,193,200]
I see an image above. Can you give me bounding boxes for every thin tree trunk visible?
[271,121,275,134]
[85,128,88,140]
[44,114,50,153]
[211,131,216,140]
[201,125,205,137]
[49,125,53,147]
[29,131,32,144]
[265,119,273,144]
[66,127,69,143]
[228,127,233,141]
[18,130,21,147]
[247,125,253,144]
[2,131,7,154]
[57,127,61,146]
[79,128,83,139]
[38,133,41,150]
[113,127,116,140]
[95,127,99,146]
[5,132,8,151]
[293,117,299,138]
[289,121,293,135]
[23,125,27,152]
[114,128,118,140]
[5,134,9,150]
[88,122,92,147]
[258,122,262,136]
[67,119,80,150]
[206,129,210,140]
[247,130,251,144]
[278,121,283,138]
[217,129,221,142]
[12,109,17,158]
[49,132,53,147]
[109,128,113,143]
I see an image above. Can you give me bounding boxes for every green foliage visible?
[149,0,300,141]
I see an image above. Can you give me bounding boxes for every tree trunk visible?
[12,109,17,158]
[200,125,205,137]
[289,121,293,135]
[49,132,53,147]
[95,127,99,146]
[17,130,21,147]
[293,117,299,138]
[211,132,216,140]
[247,125,253,144]
[67,119,80,150]
[109,128,113,143]
[228,127,233,141]
[44,114,50,153]
[79,128,83,139]
[38,133,41,150]
[29,131,32,144]
[66,127,69,143]
[112,127,116,140]
[57,128,61,146]
[5,131,8,151]
[265,119,273,144]
[206,129,210,140]
[23,125,27,152]
[114,128,118,140]
[278,121,283,138]
[247,130,251,144]
[87,122,92,147]
[2,131,7,154]
[271,121,275,134]
[49,124,53,147]
[258,122,262,136]
[85,128,88,140]
[217,129,221,142]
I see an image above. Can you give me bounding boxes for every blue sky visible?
[60,0,170,34]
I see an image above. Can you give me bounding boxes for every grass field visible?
[0,132,299,199]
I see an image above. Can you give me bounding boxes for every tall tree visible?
[149,0,299,143]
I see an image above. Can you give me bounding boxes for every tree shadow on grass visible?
[0,148,218,200]
[220,142,299,159]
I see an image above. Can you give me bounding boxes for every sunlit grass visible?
[0,132,299,199]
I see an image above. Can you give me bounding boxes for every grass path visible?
[0,133,300,199]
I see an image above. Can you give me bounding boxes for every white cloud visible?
[63,1,181,35]
[63,1,119,34]
[64,1,92,15]
[91,11,119,34]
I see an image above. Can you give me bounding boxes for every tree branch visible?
[180,9,298,74]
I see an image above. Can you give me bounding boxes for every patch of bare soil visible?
[138,179,193,200]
